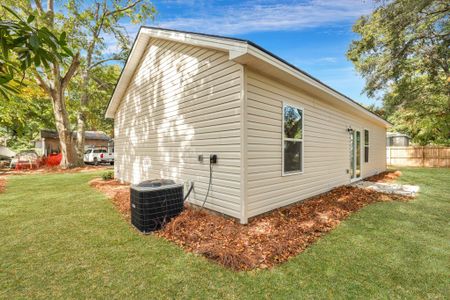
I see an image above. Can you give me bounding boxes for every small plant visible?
[101,171,114,180]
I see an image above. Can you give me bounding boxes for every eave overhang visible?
[105,26,391,128]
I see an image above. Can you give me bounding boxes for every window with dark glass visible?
[283,104,303,174]
[364,129,369,163]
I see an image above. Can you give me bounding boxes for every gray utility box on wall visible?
[130,179,184,233]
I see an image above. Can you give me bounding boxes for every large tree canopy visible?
[1,1,156,167]
[0,5,71,98]
[0,80,55,150]
[348,0,450,145]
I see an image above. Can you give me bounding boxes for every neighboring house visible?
[387,132,411,146]
[35,129,112,156]
[0,136,15,158]
[0,145,16,158]
[106,27,391,224]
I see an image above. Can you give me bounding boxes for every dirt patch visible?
[89,178,131,219]
[90,179,410,271]
[365,170,402,182]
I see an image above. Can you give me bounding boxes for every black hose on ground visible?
[183,182,194,202]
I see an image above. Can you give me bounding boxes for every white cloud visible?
[294,56,339,65]
[155,0,374,35]
[317,57,338,63]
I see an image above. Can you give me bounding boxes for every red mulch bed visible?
[90,178,410,271]
[0,177,6,193]
[158,187,410,271]
[8,165,111,175]
[365,170,402,182]
[89,178,131,219]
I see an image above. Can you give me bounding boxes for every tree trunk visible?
[76,110,86,162]
[76,69,90,163]
[50,86,79,168]
[33,0,82,168]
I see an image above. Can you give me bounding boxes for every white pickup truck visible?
[84,148,114,165]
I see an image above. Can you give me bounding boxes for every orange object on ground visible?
[45,153,62,167]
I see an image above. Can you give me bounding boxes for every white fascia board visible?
[139,27,248,54]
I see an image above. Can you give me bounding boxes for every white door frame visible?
[350,129,362,183]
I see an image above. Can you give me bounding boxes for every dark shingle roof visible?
[40,129,111,141]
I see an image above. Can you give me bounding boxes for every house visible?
[387,132,411,147]
[0,137,16,158]
[106,27,390,224]
[0,145,16,158]
[35,129,112,156]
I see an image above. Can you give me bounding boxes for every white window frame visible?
[364,128,369,163]
[282,102,304,176]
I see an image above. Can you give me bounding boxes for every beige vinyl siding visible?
[114,38,243,219]
[245,69,386,218]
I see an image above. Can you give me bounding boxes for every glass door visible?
[350,130,361,181]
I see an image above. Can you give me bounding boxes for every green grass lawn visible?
[0,168,449,299]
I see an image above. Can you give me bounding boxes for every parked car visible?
[10,150,42,169]
[84,148,114,165]
[0,155,12,168]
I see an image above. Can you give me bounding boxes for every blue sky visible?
[127,0,380,106]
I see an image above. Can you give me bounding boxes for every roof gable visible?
[105,27,390,127]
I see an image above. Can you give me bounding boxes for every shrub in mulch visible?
[90,179,410,271]
[365,170,402,182]
[101,170,114,180]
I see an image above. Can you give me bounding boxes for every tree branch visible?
[106,0,142,16]
[61,53,80,90]
[33,68,51,94]
[92,77,114,90]
[89,56,123,69]
[34,0,44,14]
[46,0,55,28]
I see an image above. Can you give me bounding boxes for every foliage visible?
[0,64,119,150]
[0,63,119,151]
[348,0,450,145]
[63,0,156,64]
[385,76,450,145]
[0,168,449,298]
[0,5,71,98]
[101,170,114,180]
[363,103,386,119]
[1,1,156,166]
[67,65,120,136]
[0,80,54,150]
[61,0,156,160]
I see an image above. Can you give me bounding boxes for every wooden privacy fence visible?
[387,146,450,167]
